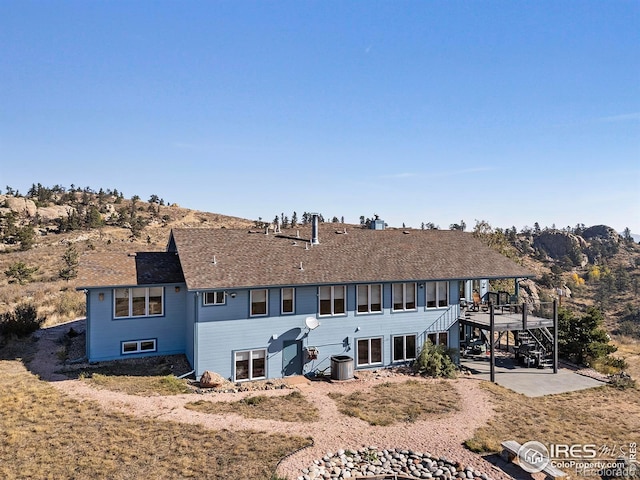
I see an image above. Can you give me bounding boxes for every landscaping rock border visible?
[299,447,493,480]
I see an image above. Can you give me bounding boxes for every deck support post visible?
[522,302,528,331]
[490,304,495,383]
[553,298,558,374]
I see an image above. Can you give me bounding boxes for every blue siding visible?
[86,284,187,362]
[194,282,461,379]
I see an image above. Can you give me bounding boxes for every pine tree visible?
[59,245,79,282]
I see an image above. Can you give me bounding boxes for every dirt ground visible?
[29,319,514,480]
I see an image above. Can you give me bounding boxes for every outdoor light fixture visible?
[98,293,104,301]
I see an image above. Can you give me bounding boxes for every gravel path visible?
[29,321,512,480]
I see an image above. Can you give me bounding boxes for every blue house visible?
[78,218,532,382]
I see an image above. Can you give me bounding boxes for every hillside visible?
[1,187,639,342]
[0,187,253,326]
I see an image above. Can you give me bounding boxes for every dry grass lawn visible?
[466,340,640,454]
[185,391,320,423]
[0,359,309,480]
[85,373,191,395]
[328,379,460,426]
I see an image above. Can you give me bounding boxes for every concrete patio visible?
[460,356,607,397]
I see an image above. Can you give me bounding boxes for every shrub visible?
[0,303,45,337]
[4,261,39,284]
[414,340,457,378]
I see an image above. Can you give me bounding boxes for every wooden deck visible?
[459,309,555,331]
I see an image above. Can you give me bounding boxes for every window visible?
[121,339,157,355]
[204,291,225,306]
[356,337,383,367]
[393,334,417,362]
[281,288,295,314]
[114,287,164,318]
[250,289,268,316]
[428,331,449,347]
[426,281,449,308]
[319,285,346,316]
[392,283,416,311]
[234,349,266,381]
[357,284,382,314]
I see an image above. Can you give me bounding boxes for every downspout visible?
[194,291,200,380]
[84,289,90,360]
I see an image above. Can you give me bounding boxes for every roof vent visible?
[127,253,137,257]
[311,213,320,245]
[299,261,304,271]
[212,255,217,265]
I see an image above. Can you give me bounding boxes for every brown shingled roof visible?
[78,251,185,288]
[171,226,533,290]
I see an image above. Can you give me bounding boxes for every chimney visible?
[311,213,320,245]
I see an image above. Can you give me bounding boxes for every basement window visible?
[121,339,157,355]
[392,334,417,362]
[356,337,383,367]
[234,349,266,381]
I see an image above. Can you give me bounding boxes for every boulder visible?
[37,205,73,221]
[533,231,587,266]
[4,197,37,217]
[582,225,620,242]
[199,370,226,388]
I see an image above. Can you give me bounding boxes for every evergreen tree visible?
[4,261,39,285]
[59,245,79,282]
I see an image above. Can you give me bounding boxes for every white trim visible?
[121,338,157,355]
[281,287,295,315]
[250,289,268,317]
[356,284,383,314]
[391,282,417,311]
[318,285,347,317]
[392,334,417,362]
[203,290,226,306]
[426,281,449,309]
[234,348,267,381]
[113,287,164,318]
[356,337,383,367]
[427,331,449,347]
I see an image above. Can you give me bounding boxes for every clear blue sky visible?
[2,1,639,233]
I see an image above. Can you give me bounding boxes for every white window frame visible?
[392,282,417,311]
[113,287,164,318]
[121,338,157,355]
[318,285,347,317]
[426,281,449,309]
[250,289,268,317]
[234,349,267,382]
[356,284,383,314]
[203,290,226,306]
[356,337,383,367]
[392,334,417,362]
[427,331,449,347]
[281,287,295,315]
